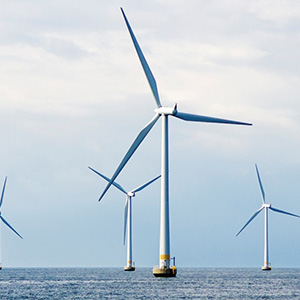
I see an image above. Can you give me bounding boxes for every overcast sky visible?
[0,0,300,269]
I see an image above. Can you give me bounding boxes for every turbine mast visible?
[126,196,134,270]
[262,207,271,270]
[153,114,176,276]
[160,114,170,268]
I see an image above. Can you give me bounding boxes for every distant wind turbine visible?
[99,8,252,277]
[89,166,160,271]
[0,177,23,270]
[236,164,300,270]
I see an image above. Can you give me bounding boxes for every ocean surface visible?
[0,268,300,299]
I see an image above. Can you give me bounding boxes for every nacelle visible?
[154,106,177,116]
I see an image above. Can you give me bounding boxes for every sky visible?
[0,0,300,269]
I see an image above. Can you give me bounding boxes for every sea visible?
[0,268,299,299]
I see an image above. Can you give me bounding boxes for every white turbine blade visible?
[131,175,161,194]
[123,197,129,246]
[120,8,162,108]
[236,206,264,237]
[255,164,265,204]
[0,177,7,208]
[269,206,300,218]
[99,113,160,201]
[174,111,252,126]
[88,166,127,195]
[0,216,23,239]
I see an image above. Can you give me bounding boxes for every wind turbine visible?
[0,177,23,270]
[236,164,300,270]
[89,166,160,271]
[99,8,252,277]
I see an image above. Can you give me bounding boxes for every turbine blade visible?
[99,114,160,201]
[236,206,264,237]
[131,175,161,194]
[0,177,7,208]
[270,206,300,218]
[0,216,23,239]
[88,167,127,195]
[123,197,129,246]
[255,164,265,204]
[120,8,162,108]
[174,111,252,126]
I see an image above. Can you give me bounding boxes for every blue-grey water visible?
[0,268,300,299]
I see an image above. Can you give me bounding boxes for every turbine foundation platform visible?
[124,266,135,271]
[262,266,271,271]
[153,266,177,277]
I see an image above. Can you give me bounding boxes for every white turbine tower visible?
[236,164,300,271]
[89,166,160,271]
[0,177,23,270]
[99,8,252,277]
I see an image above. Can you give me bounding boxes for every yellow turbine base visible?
[153,266,177,277]
[262,266,271,271]
[124,266,135,271]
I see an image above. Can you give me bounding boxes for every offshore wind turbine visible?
[99,8,252,277]
[89,166,160,271]
[236,164,300,270]
[0,177,23,270]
